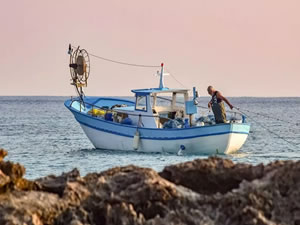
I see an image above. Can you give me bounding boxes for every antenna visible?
[159,63,169,89]
[157,63,171,89]
[159,63,164,88]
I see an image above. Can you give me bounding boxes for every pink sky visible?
[1,0,300,97]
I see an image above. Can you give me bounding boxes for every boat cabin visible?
[113,87,197,128]
[79,63,198,129]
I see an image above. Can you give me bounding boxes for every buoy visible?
[133,130,140,150]
[177,145,186,156]
[242,115,246,123]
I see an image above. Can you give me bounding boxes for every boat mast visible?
[159,63,164,89]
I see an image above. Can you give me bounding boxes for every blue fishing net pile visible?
[163,118,184,129]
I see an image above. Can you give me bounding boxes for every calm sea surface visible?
[0,96,299,179]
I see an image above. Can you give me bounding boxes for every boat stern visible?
[224,123,250,154]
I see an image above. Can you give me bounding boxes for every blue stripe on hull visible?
[65,99,250,141]
[78,119,248,140]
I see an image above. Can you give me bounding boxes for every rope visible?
[89,53,160,68]
[164,68,188,89]
[237,108,299,127]
[157,96,299,148]
[71,45,160,68]
[89,52,190,88]
[236,108,299,148]
[89,52,189,87]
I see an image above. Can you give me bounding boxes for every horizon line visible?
[0,95,299,98]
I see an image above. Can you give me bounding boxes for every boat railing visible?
[156,96,245,118]
[69,98,246,127]
[69,98,168,118]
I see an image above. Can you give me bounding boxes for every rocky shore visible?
[0,148,299,225]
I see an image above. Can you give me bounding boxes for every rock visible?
[189,160,300,225]
[0,149,8,161]
[0,154,36,193]
[0,149,299,225]
[0,161,25,183]
[35,168,81,197]
[70,219,84,225]
[0,191,69,225]
[159,156,288,195]
[0,170,10,189]
[67,165,207,225]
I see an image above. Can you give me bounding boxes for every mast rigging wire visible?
[89,53,161,68]
[73,45,190,90]
[72,45,160,68]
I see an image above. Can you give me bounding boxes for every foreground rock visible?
[0,149,299,225]
[159,157,289,195]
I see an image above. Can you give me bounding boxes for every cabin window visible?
[175,93,185,106]
[154,94,172,107]
[135,95,147,111]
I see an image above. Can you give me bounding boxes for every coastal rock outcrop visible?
[0,149,36,193]
[159,156,289,195]
[0,148,299,225]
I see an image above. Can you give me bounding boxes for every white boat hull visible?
[80,123,248,155]
[65,97,250,155]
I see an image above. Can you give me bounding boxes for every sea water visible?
[0,96,299,179]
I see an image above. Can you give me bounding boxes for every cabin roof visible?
[131,88,189,95]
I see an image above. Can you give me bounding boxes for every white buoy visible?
[177,145,186,156]
[133,130,140,150]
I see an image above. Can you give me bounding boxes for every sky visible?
[1,0,300,97]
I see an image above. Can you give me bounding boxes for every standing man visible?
[207,86,234,124]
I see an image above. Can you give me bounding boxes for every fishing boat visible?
[65,45,250,154]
